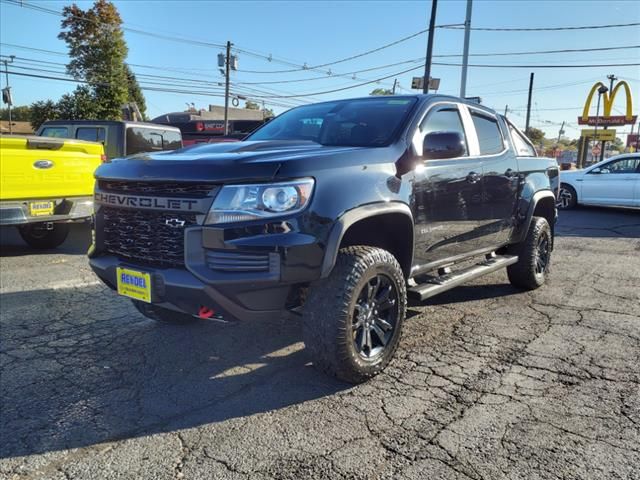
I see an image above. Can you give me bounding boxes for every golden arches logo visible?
[581,80,634,123]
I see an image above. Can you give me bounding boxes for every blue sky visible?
[1,0,639,140]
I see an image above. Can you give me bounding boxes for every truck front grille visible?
[102,207,196,267]
[99,180,217,198]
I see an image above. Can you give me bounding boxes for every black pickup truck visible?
[89,95,559,383]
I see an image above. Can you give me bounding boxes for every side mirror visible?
[423,131,465,160]
[590,167,607,174]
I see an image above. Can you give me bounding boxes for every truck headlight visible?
[205,178,314,224]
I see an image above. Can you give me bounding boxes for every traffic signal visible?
[2,87,12,105]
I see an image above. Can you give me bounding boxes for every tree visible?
[525,127,545,144]
[1,105,31,121]
[30,100,60,130]
[245,100,274,118]
[58,0,145,120]
[370,88,393,96]
[263,107,275,118]
[57,86,99,120]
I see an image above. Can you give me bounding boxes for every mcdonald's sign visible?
[578,80,637,126]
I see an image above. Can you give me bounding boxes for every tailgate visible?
[0,136,104,200]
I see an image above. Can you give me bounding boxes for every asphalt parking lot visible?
[1,208,639,480]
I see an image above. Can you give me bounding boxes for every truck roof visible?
[279,94,498,116]
[39,120,181,132]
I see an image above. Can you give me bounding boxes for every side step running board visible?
[408,254,518,301]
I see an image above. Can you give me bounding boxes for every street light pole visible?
[459,0,473,97]
[600,74,617,162]
[2,56,15,134]
[223,41,232,136]
[423,0,438,94]
[524,73,534,136]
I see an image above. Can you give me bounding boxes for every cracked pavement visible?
[1,208,639,479]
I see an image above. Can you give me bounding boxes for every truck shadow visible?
[0,223,92,257]
[0,284,348,459]
[555,207,640,239]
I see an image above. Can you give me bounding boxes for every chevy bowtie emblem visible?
[165,218,186,228]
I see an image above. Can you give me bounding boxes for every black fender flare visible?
[320,202,414,278]
[513,189,557,244]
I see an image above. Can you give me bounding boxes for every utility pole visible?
[524,72,534,136]
[223,41,232,136]
[459,0,473,97]
[601,74,617,162]
[392,79,397,95]
[423,0,438,94]
[556,121,565,143]
[2,56,15,134]
[504,105,508,117]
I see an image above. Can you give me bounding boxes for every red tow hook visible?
[198,306,215,319]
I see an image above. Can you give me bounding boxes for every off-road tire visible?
[18,223,70,249]
[557,183,577,210]
[507,216,552,290]
[132,300,197,324]
[302,246,407,384]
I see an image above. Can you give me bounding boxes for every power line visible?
[439,22,640,32]
[234,29,430,74]
[0,69,299,109]
[433,61,640,69]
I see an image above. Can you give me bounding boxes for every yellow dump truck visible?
[0,135,104,248]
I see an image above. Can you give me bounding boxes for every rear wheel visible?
[557,183,577,210]
[507,216,552,290]
[18,223,70,249]
[302,246,407,384]
[132,300,197,324]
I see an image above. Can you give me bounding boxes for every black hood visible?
[94,140,368,183]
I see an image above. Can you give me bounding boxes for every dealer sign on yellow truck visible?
[0,135,104,249]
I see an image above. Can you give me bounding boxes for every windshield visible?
[246,97,418,147]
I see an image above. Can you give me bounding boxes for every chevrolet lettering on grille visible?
[95,192,203,211]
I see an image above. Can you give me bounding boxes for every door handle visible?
[466,171,481,184]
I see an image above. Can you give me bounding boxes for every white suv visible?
[558,153,640,209]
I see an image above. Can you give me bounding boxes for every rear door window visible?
[470,112,505,155]
[161,130,182,151]
[76,127,106,143]
[126,127,182,155]
[40,127,69,138]
[508,123,536,157]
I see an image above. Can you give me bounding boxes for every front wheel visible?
[507,216,552,290]
[557,183,577,210]
[18,223,70,249]
[302,246,407,384]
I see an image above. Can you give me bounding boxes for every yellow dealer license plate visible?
[116,267,152,303]
[29,201,55,217]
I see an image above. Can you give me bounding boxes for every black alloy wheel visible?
[534,232,550,277]
[352,274,399,361]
